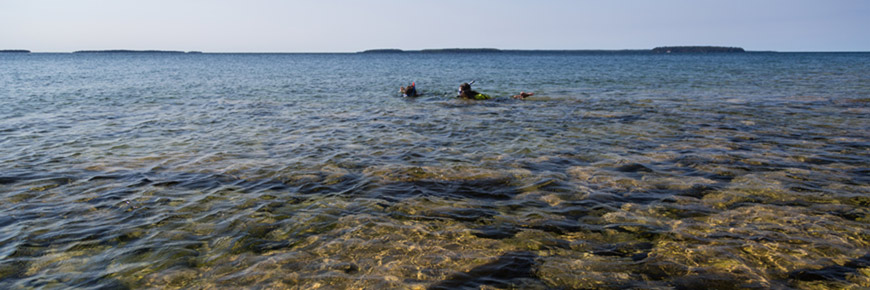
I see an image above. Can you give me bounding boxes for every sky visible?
[1,0,869,52]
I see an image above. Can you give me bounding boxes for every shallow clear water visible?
[1,52,869,289]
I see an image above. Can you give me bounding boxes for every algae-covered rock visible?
[664,204,870,286]
[0,262,23,281]
[141,267,200,288]
[848,195,870,207]
[537,254,648,289]
[567,165,647,192]
[638,240,771,288]
[702,173,795,209]
[363,164,527,183]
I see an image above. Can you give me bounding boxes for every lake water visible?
[1,52,869,289]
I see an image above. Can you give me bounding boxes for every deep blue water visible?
[1,52,869,289]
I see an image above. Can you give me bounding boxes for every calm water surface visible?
[1,52,870,289]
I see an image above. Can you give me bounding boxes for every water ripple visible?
[1,53,869,288]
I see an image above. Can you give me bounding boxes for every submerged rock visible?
[427,251,539,290]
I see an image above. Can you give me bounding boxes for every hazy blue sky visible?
[2,0,868,52]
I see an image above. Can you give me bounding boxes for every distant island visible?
[360,49,405,53]
[652,46,745,53]
[0,50,30,53]
[420,48,502,53]
[73,50,198,54]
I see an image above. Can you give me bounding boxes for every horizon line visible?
[4,47,870,54]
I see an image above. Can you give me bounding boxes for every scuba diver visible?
[400,82,420,97]
[457,81,534,100]
[457,82,488,100]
